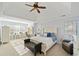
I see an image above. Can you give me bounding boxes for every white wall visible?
[0,24,1,40]
[71,2,79,39]
[0,2,3,15]
[0,16,35,40]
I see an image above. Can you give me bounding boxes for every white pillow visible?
[43,33,47,37]
[37,34,40,36]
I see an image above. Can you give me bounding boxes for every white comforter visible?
[31,36,56,54]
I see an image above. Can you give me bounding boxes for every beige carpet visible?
[0,43,70,56]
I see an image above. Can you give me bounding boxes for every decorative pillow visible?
[47,32,57,42]
[43,33,47,37]
[47,32,52,37]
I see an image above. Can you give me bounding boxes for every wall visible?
[71,2,79,55]
[0,2,3,15]
[0,22,1,40]
[0,16,34,40]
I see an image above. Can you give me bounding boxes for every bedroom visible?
[0,2,77,56]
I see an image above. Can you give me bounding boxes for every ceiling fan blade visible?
[38,6,46,9]
[30,8,35,12]
[25,4,33,7]
[36,8,40,13]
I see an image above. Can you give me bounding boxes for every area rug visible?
[10,39,30,55]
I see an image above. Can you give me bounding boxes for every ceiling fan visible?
[25,2,46,13]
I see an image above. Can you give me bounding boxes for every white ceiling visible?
[0,2,73,27]
[36,2,71,23]
[0,2,71,19]
[71,2,79,17]
[0,2,38,21]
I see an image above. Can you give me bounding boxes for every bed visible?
[31,35,57,55]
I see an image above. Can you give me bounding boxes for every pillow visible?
[47,32,52,37]
[37,34,40,36]
[43,33,47,37]
[47,32,57,42]
[47,32,56,37]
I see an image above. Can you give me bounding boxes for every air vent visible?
[61,14,66,17]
